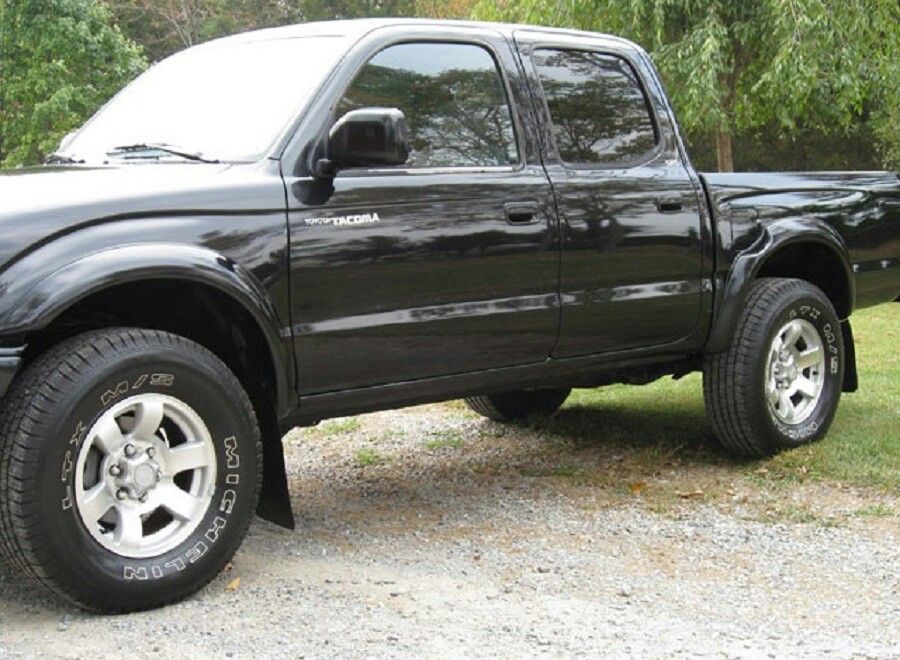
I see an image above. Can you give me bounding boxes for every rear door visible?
[516,31,707,357]
[286,29,561,394]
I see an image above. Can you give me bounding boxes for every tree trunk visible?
[715,127,734,172]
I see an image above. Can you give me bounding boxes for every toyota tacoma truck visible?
[0,19,897,612]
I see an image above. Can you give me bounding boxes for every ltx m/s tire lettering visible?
[0,328,261,612]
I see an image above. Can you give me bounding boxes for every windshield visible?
[62,35,349,163]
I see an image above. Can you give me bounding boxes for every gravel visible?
[0,404,897,659]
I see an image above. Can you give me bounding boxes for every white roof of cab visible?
[203,17,631,50]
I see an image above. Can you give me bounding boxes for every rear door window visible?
[532,49,658,167]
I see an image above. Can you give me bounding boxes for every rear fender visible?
[706,216,855,354]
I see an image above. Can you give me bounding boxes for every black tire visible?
[0,328,262,612]
[464,388,571,422]
[703,278,844,458]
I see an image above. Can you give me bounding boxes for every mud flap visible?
[841,319,858,393]
[255,406,295,529]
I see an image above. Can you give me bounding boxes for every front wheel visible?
[0,328,261,612]
[703,278,844,458]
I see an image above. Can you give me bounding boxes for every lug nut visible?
[124,444,137,457]
[109,464,122,477]
[146,447,156,459]
[116,488,128,501]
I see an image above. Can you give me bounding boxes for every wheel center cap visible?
[133,463,159,491]
[110,444,163,500]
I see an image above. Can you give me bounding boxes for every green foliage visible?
[106,0,479,64]
[0,0,146,167]
[424,430,464,450]
[685,121,881,171]
[474,0,900,170]
[871,103,900,170]
[106,1,298,62]
[2,0,893,170]
[355,447,389,466]
[319,417,362,435]
[299,0,416,21]
[560,304,899,493]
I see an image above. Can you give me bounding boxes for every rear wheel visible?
[0,328,261,612]
[703,278,844,458]
[464,388,571,422]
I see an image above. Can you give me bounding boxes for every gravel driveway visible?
[0,403,897,659]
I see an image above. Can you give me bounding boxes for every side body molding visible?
[706,215,855,355]
[0,243,294,417]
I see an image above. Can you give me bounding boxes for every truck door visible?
[286,31,560,394]
[516,31,707,357]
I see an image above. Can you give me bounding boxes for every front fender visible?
[705,216,855,354]
[0,242,294,417]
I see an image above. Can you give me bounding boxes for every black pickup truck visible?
[0,19,897,612]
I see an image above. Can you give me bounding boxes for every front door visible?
[287,36,560,394]
[518,33,707,357]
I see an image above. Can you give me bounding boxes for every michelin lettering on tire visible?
[0,328,261,612]
[769,301,841,441]
[57,375,246,580]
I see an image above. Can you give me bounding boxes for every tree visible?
[298,0,416,20]
[0,0,146,167]
[413,0,478,18]
[106,0,296,62]
[473,0,899,171]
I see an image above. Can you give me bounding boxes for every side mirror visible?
[318,107,409,177]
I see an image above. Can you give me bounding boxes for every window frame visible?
[529,47,663,171]
[332,37,526,177]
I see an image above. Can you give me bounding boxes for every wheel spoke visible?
[782,320,802,349]
[766,382,780,406]
[778,391,795,422]
[132,398,165,439]
[74,391,217,557]
[795,345,824,370]
[793,376,819,400]
[92,415,125,454]
[158,483,204,521]
[769,334,784,357]
[114,507,144,547]
[80,484,115,523]
[163,442,211,474]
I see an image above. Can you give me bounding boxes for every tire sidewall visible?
[752,287,844,450]
[31,342,258,607]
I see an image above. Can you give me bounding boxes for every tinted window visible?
[533,49,657,166]
[338,42,519,168]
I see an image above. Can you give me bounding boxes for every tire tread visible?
[464,389,570,422]
[0,328,262,612]
[703,278,838,458]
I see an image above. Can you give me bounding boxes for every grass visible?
[516,305,898,498]
[355,447,389,467]
[424,430,465,450]
[318,417,361,436]
[852,502,895,518]
[762,305,899,490]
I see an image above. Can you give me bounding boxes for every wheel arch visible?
[706,218,855,355]
[1,244,296,529]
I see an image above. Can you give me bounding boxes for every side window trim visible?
[529,46,664,171]
[333,38,525,176]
